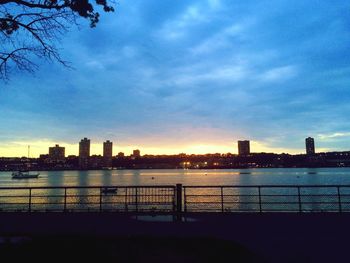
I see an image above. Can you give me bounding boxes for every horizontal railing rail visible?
[183,185,350,213]
[0,184,350,213]
[0,185,176,213]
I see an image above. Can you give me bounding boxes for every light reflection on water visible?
[1,168,350,188]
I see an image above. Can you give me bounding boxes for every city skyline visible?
[0,136,326,158]
[1,1,350,157]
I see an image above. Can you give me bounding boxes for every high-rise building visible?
[133,149,141,158]
[79,138,90,169]
[305,137,315,155]
[238,140,250,155]
[103,140,113,167]
[48,144,65,162]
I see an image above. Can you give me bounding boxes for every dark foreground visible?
[0,236,261,263]
[1,213,350,263]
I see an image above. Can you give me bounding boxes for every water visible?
[1,168,350,212]
[1,167,350,187]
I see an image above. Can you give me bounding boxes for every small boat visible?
[12,171,40,179]
[101,187,118,194]
[12,145,40,179]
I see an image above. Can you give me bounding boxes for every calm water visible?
[1,168,350,187]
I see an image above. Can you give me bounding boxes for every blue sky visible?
[1,0,350,156]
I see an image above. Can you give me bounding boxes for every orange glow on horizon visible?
[0,140,305,157]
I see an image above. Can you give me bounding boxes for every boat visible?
[11,145,40,179]
[12,170,40,179]
[101,187,118,194]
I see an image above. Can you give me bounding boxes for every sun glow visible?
[0,139,303,158]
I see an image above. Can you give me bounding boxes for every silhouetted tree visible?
[0,0,114,80]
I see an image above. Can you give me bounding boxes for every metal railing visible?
[0,184,350,213]
[183,185,350,213]
[0,185,176,213]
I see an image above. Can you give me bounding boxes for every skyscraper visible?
[79,138,90,169]
[305,137,315,155]
[103,140,113,167]
[238,140,250,155]
[48,144,65,163]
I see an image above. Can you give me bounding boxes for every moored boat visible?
[12,171,40,179]
[101,187,118,194]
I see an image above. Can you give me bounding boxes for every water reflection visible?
[1,168,350,190]
[237,171,255,211]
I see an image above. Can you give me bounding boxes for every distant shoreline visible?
[0,166,348,172]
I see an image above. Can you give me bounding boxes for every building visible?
[103,140,113,167]
[117,152,125,158]
[133,149,141,158]
[238,140,250,155]
[305,137,315,155]
[90,155,104,169]
[48,144,65,163]
[79,138,90,169]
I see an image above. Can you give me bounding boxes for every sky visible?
[1,0,350,157]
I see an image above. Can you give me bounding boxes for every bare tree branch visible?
[0,0,114,80]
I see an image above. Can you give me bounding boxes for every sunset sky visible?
[1,0,350,157]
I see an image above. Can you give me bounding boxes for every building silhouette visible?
[238,140,250,155]
[305,137,315,155]
[103,140,113,167]
[133,149,141,158]
[48,144,65,163]
[79,138,90,169]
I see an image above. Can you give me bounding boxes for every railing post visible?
[183,187,187,213]
[64,188,67,212]
[337,186,342,213]
[99,188,102,212]
[28,188,32,212]
[125,188,128,212]
[221,187,224,213]
[176,184,182,220]
[297,186,302,213]
[258,186,262,213]
[135,187,138,212]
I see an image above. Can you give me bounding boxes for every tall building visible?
[79,138,90,169]
[103,140,113,167]
[48,144,65,162]
[238,140,250,155]
[133,149,141,158]
[305,137,315,155]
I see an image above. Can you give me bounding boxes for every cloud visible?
[190,22,252,55]
[318,132,350,141]
[1,0,350,155]
[207,0,221,9]
[157,5,206,40]
[258,65,298,82]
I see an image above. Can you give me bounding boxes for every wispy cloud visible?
[157,5,206,40]
[258,65,298,82]
[318,132,350,141]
